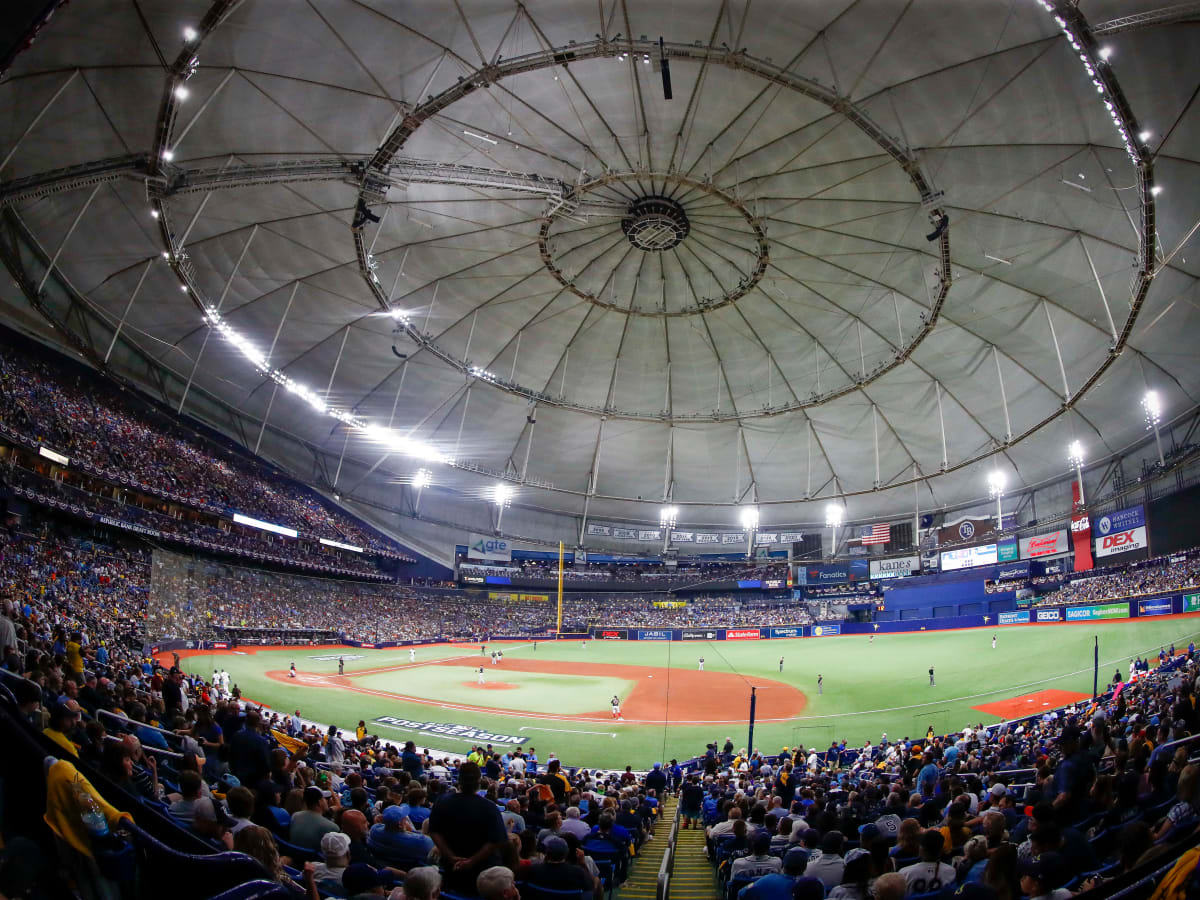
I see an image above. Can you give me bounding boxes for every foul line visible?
[519,726,618,737]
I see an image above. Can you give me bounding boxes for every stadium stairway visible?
[670,819,719,900]
[614,796,717,900]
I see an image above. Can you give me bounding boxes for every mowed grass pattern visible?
[181,617,1200,769]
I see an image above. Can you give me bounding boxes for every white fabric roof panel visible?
[0,0,1194,528]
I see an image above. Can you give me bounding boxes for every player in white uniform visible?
[992,634,997,649]
[611,695,622,719]
[478,667,486,684]
[698,657,705,671]
[410,647,416,662]
[289,662,296,678]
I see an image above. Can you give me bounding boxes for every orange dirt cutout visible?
[972,688,1092,720]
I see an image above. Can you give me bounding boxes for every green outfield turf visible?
[177,616,1200,769]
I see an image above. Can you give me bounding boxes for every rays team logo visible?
[958,521,975,539]
[1097,515,1112,535]
[813,626,825,636]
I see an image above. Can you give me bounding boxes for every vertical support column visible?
[1079,236,1118,344]
[805,418,813,499]
[913,462,920,550]
[37,183,101,293]
[104,258,153,363]
[872,403,881,488]
[935,381,948,470]
[1043,299,1071,401]
[992,345,1012,442]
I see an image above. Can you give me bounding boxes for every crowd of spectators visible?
[8,464,392,580]
[0,341,412,561]
[689,649,1200,900]
[1035,553,1200,608]
[458,560,790,588]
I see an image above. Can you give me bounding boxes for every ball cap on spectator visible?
[752,832,772,854]
[844,848,870,864]
[342,864,393,894]
[783,848,810,873]
[858,823,880,841]
[1019,852,1064,884]
[989,783,1007,797]
[321,831,351,857]
[543,836,569,860]
[382,805,406,825]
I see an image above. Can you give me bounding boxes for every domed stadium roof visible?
[1,0,1197,529]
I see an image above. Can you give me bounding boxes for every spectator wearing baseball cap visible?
[1018,852,1070,900]
[289,785,339,850]
[807,831,846,889]
[368,804,434,869]
[341,862,395,899]
[312,831,352,888]
[526,835,595,895]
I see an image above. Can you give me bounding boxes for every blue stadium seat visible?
[125,821,270,900]
[273,835,321,864]
[517,884,590,900]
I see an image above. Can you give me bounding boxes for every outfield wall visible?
[145,589,1200,655]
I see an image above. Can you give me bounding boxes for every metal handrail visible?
[656,799,682,900]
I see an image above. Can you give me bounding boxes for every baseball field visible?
[163,615,1200,769]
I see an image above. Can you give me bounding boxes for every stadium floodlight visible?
[740,507,759,558]
[491,482,513,531]
[1067,440,1086,506]
[1143,390,1165,467]
[413,468,432,489]
[660,505,679,551]
[825,503,842,529]
[183,26,198,41]
[988,470,1006,529]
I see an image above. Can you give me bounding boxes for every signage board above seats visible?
[940,543,998,571]
[600,629,628,640]
[870,556,920,579]
[725,628,761,640]
[810,623,842,636]
[637,629,672,640]
[1092,506,1147,558]
[1064,602,1129,621]
[681,629,719,640]
[467,533,512,561]
[1020,530,1069,559]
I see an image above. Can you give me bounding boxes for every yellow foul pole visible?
[557,540,564,635]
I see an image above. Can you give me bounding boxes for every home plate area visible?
[972,688,1093,720]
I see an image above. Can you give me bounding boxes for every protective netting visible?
[146,548,209,642]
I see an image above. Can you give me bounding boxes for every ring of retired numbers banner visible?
[538,171,770,317]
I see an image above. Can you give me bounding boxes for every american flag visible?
[858,523,891,545]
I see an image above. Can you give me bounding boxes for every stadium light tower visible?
[659,505,678,553]
[492,482,513,531]
[1143,390,1165,468]
[987,470,1006,531]
[825,503,843,557]
[740,507,760,558]
[411,467,431,515]
[1067,440,1086,506]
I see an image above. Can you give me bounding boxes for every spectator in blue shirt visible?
[368,805,435,868]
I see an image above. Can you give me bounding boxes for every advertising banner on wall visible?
[681,629,719,640]
[467,533,512,561]
[1185,593,1200,613]
[768,626,804,638]
[600,629,628,640]
[726,628,761,640]
[998,611,1030,624]
[997,538,1019,562]
[940,544,998,571]
[1036,609,1062,622]
[1064,602,1129,621]
[994,561,1031,581]
[938,517,996,545]
[810,623,842,636]
[637,629,672,640]
[1093,506,1148,559]
[1020,530,1070,559]
[804,563,849,583]
[870,556,921,579]
[1138,599,1172,617]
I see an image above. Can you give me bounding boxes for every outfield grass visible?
[179,616,1200,769]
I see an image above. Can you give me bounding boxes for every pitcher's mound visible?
[464,681,517,690]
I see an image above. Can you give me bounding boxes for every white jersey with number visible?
[900,861,955,895]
